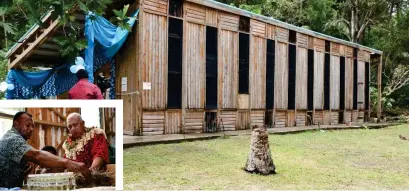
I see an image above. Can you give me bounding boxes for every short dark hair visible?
[13,111,32,122]
[41,146,58,155]
[76,69,88,80]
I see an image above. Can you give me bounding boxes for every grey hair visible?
[66,112,83,122]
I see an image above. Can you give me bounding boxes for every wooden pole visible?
[377,55,382,123]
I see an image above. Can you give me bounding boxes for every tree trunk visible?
[244,125,276,175]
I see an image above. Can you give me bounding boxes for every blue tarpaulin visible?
[5,10,139,99]
[85,10,138,83]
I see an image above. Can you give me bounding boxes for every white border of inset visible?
[0,100,124,190]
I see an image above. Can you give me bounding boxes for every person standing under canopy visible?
[68,69,104,99]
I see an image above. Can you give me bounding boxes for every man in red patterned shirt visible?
[62,113,109,172]
[68,69,104,99]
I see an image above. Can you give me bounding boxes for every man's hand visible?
[24,164,32,176]
[66,160,91,179]
[90,157,104,172]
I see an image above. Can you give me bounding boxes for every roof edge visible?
[189,0,382,54]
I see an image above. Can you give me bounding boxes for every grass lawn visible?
[124,125,409,190]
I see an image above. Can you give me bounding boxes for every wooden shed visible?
[0,107,116,155]
[116,0,382,135]
[3,0,383,136]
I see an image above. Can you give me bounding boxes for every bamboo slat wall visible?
[323,111,331,125]
[287,111,295,127]
[345,57,354,109]
[251,19,266,37]
[330,55,340,110]
[345,111,352,123]
[352,111,358,122]
[131,1,377,135]
[184,22,206,109]
[331,112,339,124]
[314,111,324,124]
[165,111,181,134]
[275,42,288,109]
[141,13,167,109]
[238,94,249,109]
[276,27,289,42]
[296,47,308,109]
[357,61,366,110]
[116,4,139,134]
[236,111,250,130]
[143,0,168,15]
[220,111,236,131]
[314,38,325,52]
[296,111,306,126]
[184,111,204,133]
[297,34,308,48]
[250,36,266,109]
[205,8,218,26]
[102,108,116,135]
[275,111,286,127]
[314,51,325,109]
[250,111,264,127]
[219,12,239,31]
[142,111,164,135]
[266,24,275,40]
[185,2,206,24]
[219,29,238,109]
[358,111,365,123]
[27,108,80,156]
[345,47,354,58]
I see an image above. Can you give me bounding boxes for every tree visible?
[326,0,389,43]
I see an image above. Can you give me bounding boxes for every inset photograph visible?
[0,107,117,190]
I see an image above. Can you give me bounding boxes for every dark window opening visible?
[266,39,275,109]
[340,56,346,110]
[364,112,369,122]
[353,48,358,59]
[365,62,370,110]
[339,111,344,124]
[206,26,218,109]
[167,18,183,109]
[307,111,313,126]
[353,59,358,110]
[265,111,273,128]
[239,16,250,32]
[307,49,314,110]
[289,30,297,44]
[325,40,330,52]
[239,33,250,94]
[324,53,330,110]
[205,112,218,133]
[169,0,183,17]
[288,44,296,110]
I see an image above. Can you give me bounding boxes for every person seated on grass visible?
[62,113,109,172]
[35,146,65,174]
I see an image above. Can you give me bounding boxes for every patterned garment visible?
[62,128,109,170]
[0,127,32,188]
[68,79,104,99]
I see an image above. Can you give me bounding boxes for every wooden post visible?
[377,55,382,123]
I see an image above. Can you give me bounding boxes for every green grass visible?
[124,125,409,190]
